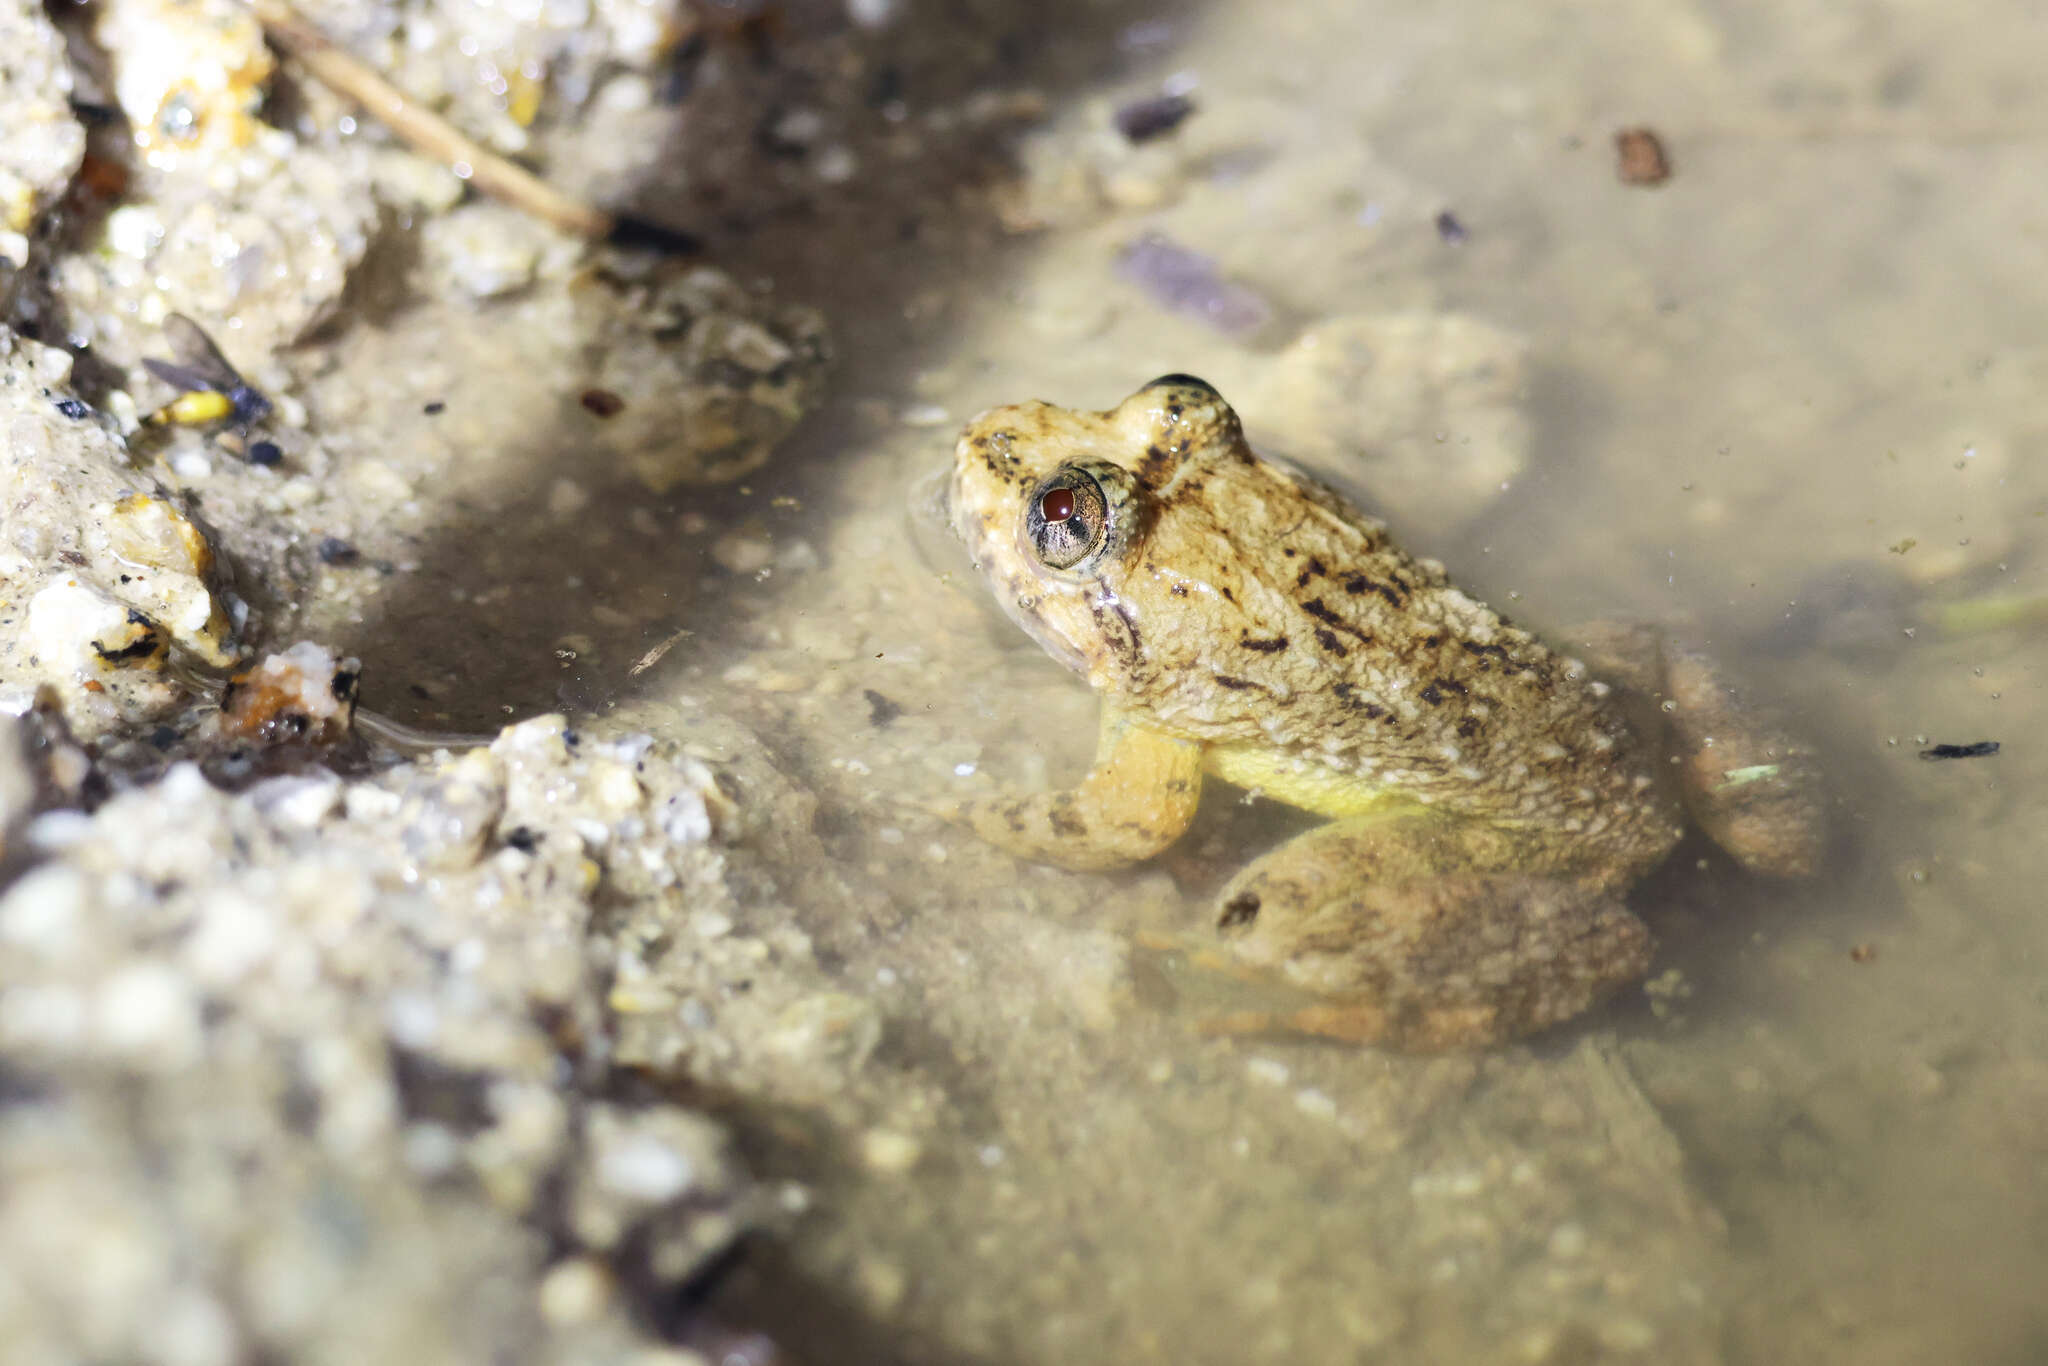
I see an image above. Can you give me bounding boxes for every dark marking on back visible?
[1301,597,1374,645]
[1331,682,1388,721]
[1343,574,1405,609]
[1418,676,1469,707]
[1458,639,1532,675]
[1218,892,1261,929]
[1212,674,1259,691]
[1313,628,1347,656]
[1240,634,1288,653]
[1047,795,1088,839]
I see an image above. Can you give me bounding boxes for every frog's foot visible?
[1567,620,1826,877]
[955,711,1203,871]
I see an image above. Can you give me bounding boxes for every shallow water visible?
[335,1,2048,1360]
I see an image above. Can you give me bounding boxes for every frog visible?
[941,374,1825,1050]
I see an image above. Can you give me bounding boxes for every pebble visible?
[711,532,776,575]
[899,403,952,428]
[1294,1087,1337,1119]
[855,1255,908,1313]
[596,1134,695,1204]
[94,960,203,1069]
[1547,1222,1589,1259]
[0,863,89,958]
[1245,1056,1291,1087]
[859,1128,922,1174]
[537,1256,614,1326]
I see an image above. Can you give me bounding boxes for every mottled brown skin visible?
[946,376,1824,1049]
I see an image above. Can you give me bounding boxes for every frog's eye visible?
[1143,373,1220,397]
[1024,467,1111,571]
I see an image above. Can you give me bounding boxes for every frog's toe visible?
[1211,873,1653,1050]
[1659,639,1827,878]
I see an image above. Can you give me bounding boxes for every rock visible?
[0,329,235,736]
[0,713,764,1360]
[568,257,831,489]
[1244,312,1533,535]
[0,0,85,256]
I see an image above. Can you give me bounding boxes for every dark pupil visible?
[1040,487,1076,523]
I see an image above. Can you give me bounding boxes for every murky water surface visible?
[345,1,2048,1360]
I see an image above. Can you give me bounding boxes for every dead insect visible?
[143,313,273,451]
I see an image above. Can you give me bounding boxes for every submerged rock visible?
[1245,311,1533,534]
[569,256,831,490]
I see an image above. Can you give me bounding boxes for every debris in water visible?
[316,536,361,566]
[1917,740,1998,761]
[1115,233,1272,338]
[580,388,627,418]
[1434,209,1469,244]
[864,689,902,728]
[1615,127,1672,186]
[1115,92,1196,144]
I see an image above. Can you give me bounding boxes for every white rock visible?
[93,961,203,1069]
[596,1134,694,1203]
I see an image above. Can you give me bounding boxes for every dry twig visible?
[248,0,615,238]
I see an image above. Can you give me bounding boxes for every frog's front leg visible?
[959,709,1203,871]
[1187,810,1652,1050]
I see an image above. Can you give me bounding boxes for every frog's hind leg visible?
[1566,621,1826,877]
[957,709,1204,871]
[1190,813,1653,1050]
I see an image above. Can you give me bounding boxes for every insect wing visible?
[159,312,247,392]
[142,357,226,394]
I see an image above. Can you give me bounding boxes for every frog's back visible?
[1107,453,1679,857]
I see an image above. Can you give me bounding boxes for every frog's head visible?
[943,375,1246,681]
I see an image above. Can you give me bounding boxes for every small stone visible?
[0,863,90,959]
[1245,1056,1291,1087]
[1294,1087,1337,1119]
[547,478,591,518]
[855,1255,907,1313]
[538,1257,614,1326]
[860,1129,922,1174]
[1614,127,1672,185]
[1547,1222,1589,1259]
[764,992,883,1070]
[94,960,203,1069]
[899,403,951,428]
[597,1134,694,1204]
[711,533,776,575]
